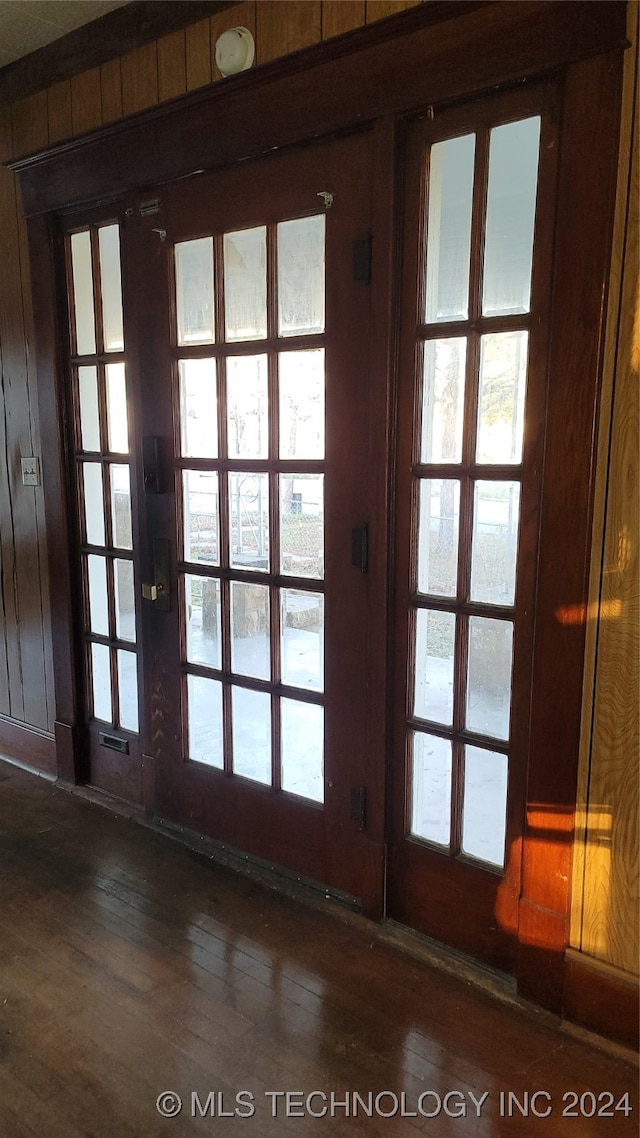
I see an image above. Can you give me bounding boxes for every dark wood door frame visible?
[13,1,626,1016]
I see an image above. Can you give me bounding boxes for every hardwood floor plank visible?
[0,764,636,1137]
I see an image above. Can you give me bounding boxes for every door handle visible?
[142,538,170,611]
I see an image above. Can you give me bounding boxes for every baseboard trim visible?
[564,949,639,1052]
[0,715,56,774]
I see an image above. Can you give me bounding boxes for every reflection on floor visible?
[0,763,635,1137]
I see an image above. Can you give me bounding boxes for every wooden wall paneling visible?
[121,42,159,116]
[186,18,212,91]
[70,68,103,137]
[517,48,624,1013]
[157,30,187,103]
[0,159,49,730]
[570,1,639,977]
[256,0,322,65]
[0,2,237,106]
[583,108,639,973]
[14,182,55,734]
[210,3,256,81]
[0,110,18,719]
[322,1,366,40]
[47,82,72,145]
[366,0,418,23]
[11,92,48,159]
[100,58,123,125]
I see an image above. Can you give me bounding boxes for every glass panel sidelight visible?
[82,463,105,546]
[413,608,455,725]
[68,223,139,737]
[98,225,125,352]
[424,134,475,324]
[178,210,326,803]
[70,231,96,355]
[405,112,540,866]
[466,616,513,740]
[90,642,112,723]
[86,554,109,637]
[410,732,452,847]
[416,479,459,597]
[483,117,541,317]
[462,745,508,867]
[470,481,520,605]
[476,332,528,464]
[78,366,100,452]
[421,339,466,464]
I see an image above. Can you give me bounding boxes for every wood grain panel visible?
[186,18,212,90]
[571,2,639,979]
[157,29,187,102]
[210,2,256,81]
[583,115,639,972]
[71,68,103,137]
[47,82,72,144]
[100,58,123,124]
[14,187,54,734]
[256,0,322,65]
[0,161,51,727]
[11,92,48,159]
[121,42,159,116]
[323,0,365,39]
[366,0,418,23]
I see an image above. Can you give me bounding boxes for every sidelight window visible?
[408,117,541,869]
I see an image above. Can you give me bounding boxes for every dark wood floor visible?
[0,761,636,1137]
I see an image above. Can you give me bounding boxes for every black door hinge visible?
[351,524,369,573]
[353,232,372,283]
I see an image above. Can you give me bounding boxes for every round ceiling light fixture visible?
[215,27,255,78]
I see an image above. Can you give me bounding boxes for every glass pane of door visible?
[176,212,328,803]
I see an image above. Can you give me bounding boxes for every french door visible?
[387,85,559,971]
[64,83,563,961]
[65,133,384,904]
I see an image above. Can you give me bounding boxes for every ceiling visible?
[0,0,129,69]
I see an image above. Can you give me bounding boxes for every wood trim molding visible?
[0,2,236,107]
[0,714,56,774]
[9,2,627,215]
[564,949,640,1051]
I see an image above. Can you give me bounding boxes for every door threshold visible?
[144,814,362,914]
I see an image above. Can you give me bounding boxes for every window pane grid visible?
[176,218,326,802]
[408,115,540,868]
[68,224,138,736]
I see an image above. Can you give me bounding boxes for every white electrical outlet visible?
[21,457,41,487]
